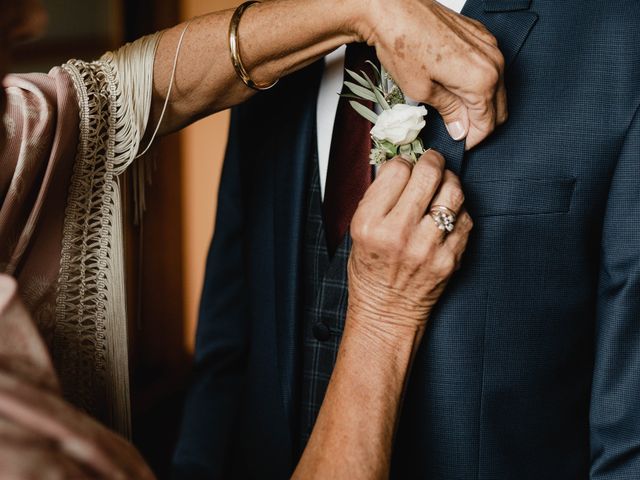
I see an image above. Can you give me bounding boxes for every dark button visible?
[312,322,331,341]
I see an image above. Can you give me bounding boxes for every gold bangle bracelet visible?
[229,1,279,91]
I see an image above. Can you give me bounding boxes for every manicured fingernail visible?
[446,121,466,141]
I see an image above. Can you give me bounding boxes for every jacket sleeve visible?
[590,103,640,479]
[172,106,249,479]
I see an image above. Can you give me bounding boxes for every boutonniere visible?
[343,62,427,165]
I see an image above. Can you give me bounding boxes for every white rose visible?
[370,104,428,145]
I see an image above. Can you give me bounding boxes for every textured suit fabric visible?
[299,159,351,448]
[173,1,640,478]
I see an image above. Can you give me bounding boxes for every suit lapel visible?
[421,0,538,176]
[469,0,539,68]
[273,61,323,449]
[421,107,467,175]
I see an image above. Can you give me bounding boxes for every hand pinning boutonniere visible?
[343,62,427,165]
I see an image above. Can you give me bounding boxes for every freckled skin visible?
[369,0,505,149]
[394,36,406,60]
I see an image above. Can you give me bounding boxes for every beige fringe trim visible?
[55,33,160,438]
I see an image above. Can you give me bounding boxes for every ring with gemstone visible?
[429,205,457,233]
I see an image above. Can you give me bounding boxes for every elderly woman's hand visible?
[294,153,471,479]
[347,150,473,344]
[357,0,506,149]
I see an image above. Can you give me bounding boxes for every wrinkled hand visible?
[348,150,472,342]
[357,0,506,149]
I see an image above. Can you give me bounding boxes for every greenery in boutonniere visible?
[342,62,428,165]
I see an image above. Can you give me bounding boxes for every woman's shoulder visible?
[3,67,78,131]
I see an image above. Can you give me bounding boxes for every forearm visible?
[293,316,421,479]
[292,152,468,478]
[152,0,363,134]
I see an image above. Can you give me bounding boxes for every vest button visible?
[312,322,331,341]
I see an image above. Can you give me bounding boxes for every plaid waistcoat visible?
[298,156,351,448]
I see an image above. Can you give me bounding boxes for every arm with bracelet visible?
[1,0,486,477]
[151,0,507,146]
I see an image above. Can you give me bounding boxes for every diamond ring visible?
[429,205,457,233]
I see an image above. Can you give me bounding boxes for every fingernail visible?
[446,121,466,141]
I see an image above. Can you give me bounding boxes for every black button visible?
[312,322,331,341]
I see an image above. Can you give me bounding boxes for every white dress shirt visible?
[316,0,468,199]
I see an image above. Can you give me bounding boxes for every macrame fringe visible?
[105,178,131,437]
[55,32,160,438]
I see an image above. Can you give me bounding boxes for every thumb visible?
[428,83,469,142]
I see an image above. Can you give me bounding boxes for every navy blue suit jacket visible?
[174,1,640,478]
